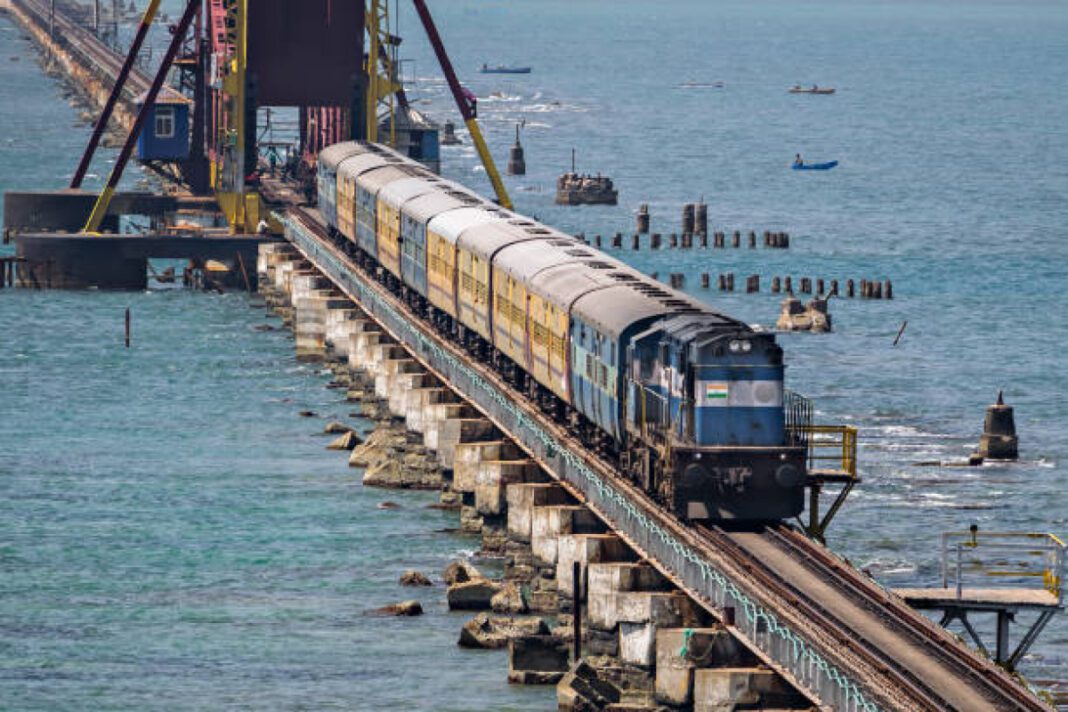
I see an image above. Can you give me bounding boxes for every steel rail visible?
[762,525,1048,711]
[280,207,1046,712]
[702,525,1043,712]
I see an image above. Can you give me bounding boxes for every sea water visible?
[2,0,1066,707]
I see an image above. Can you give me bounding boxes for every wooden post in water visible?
[124,308,131,348]
[893,320,908,346]
[236,252,252,292]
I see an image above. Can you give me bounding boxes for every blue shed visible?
[136,88,190,161]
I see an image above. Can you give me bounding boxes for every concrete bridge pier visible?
[422,401,477,453]
[294,291,349,362]
[452,439,520,534]
[404,383,453,433]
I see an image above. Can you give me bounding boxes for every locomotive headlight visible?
[741,340,752,352]
[728,340,741,352]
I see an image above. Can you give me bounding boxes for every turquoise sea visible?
[3,0,1067,708]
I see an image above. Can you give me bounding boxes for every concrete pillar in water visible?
[695,202,708,236]
[507,124,526,175]
[681,203,695,235]
[637,204,650,234]
[976,391,1019,460]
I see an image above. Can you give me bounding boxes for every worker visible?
[794,154,804,167]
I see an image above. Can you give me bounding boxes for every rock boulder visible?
[458,613,548,649]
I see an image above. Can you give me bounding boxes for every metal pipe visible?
[572,560,582,663]
[82,0,199,233]
[70,0,164,189]
[961,546,969,602]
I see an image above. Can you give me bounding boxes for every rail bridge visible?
[1,0,1063,708]
[269,206,1058,712]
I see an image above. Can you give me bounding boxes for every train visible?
[316,140,810,522]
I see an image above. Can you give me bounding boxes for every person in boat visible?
[794,154,803,167]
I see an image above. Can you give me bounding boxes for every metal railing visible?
[941,531,1066,605]
[784,389,813,448]
[802,424,858,480]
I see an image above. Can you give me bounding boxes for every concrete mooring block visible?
[655,627,757,707]
[507,635,569,685]
[693,667,805,712]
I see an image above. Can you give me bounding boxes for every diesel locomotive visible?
[316,140,809,521]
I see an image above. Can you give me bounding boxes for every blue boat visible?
[480,64,531,74]
[792,160,838,171]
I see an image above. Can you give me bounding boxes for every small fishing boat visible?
[480,64,531,74]
[789,85,835,95]
[792,160,838,171]
[678,80,724,89]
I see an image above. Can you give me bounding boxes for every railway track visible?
[286,199,1047,711]
[15,0,151,98]
[699,524,1046,711]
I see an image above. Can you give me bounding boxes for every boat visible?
[792,160,838,171]
[678,81,724,89]
[789,85,835,95]
[480,64,531,74]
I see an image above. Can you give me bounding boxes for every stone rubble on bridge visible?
[256,241,816,712]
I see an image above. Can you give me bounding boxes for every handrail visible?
[940,531,1066,604]
[799,424,858,479]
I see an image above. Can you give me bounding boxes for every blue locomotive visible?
[317,141,809,521]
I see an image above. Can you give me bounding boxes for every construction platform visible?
[894,531,1065,670]
[12,232,278,290]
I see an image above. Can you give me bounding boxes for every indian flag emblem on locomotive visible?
[705,382,729,403]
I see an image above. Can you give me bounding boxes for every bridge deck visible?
[895,587,1061,610]
[281,206,1047,712]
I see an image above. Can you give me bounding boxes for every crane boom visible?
[410,0,513,210]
